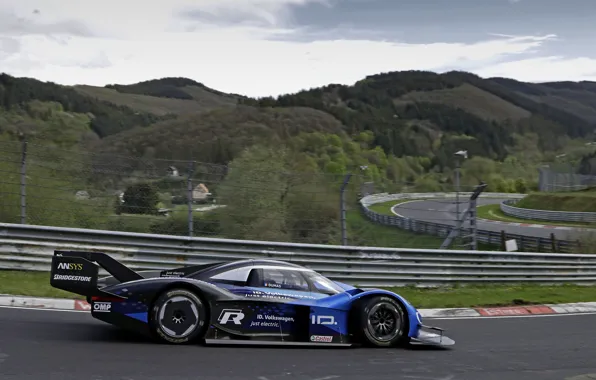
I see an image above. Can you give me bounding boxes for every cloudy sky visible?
[1,0,595,97]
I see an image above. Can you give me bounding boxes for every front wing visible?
[410,325,455,347]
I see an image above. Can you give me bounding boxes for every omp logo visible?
[57,262,83,271]
[93,302,111,313]
[218,309,244,325]
[311,315,337,325]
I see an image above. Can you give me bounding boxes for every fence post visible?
[20,139,28,224]
[187,161,195,237]
[340,173,353,245]
[500,230,506,251]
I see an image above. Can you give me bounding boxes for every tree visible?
[119,183,159,214]
[215,144,342,244]
[216,145,291,241]
[514,178,528,194]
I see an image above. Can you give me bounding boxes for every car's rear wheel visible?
[149,288,207,344]
[353,296,409,348]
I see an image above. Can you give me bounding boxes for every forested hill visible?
[240,71,596,168]
[2,70,596,177]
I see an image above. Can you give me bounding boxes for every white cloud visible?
[476,56,596,82]
[0,0,594,97]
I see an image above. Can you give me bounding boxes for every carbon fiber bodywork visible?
[49,251,454,347]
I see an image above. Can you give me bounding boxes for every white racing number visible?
[311,315,337,325]
[218,309,245,325]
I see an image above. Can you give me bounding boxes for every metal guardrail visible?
[1,223,596,286]
[359,193,574,253]
[501,199,596,223]
[359,192,525,208]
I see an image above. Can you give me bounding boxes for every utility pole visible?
[187,161,196,237]
[20,138,28,224]
[340,173,353,245]
[453,150,467,244]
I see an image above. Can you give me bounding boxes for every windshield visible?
[303,271,345,294]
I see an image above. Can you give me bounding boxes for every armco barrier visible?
[359,192,525,208]
[501,199,596,223]
[359,192,574,253]
[1,222,595,287]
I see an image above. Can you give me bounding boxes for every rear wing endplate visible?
[50,250,142,298]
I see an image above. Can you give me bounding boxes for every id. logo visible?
[311,315,337,325]
[218,309,245,325]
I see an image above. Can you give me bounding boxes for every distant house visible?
[167,166,179,177]
[192,183,211,202]
[75,190,90,200]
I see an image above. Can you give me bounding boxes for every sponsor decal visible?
[160,271,184,278]
[249,313,295,328]
[311,315,337,325]
[244,290,316,300]
[310,335,333,343]
[93,302,111,313]
[52,274,92,282]
[57,262,83,271]
[218,309,245,325]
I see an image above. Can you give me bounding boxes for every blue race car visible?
[50,250,454,348]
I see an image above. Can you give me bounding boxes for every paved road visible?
[393,198,585,240]
[2,307,596,380]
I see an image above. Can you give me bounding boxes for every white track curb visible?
[2,294,596,318]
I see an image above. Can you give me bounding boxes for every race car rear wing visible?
[50,250,225,297]
[50,250,142,299]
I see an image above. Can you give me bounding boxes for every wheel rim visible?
[366,302,401,342]
[157,295,200,339]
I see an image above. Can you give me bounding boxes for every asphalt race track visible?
[392,198,585,240]
[2,308,596,380]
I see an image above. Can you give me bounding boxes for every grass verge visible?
[388,284,596,309]
[347,209,444,248]
[4,271,594,309]
[0,271,84,299]
[516,190,596,212]
[476,203,595,228]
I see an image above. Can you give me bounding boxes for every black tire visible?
[352,296,409,348]
[149,288,207,345]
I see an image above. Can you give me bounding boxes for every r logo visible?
[218,309,245,325]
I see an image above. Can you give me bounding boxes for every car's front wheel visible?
[353,296,409,348]
[149,288,207,344]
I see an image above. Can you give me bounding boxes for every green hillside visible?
[2,69,596,248]
[74,77,240,116]
[2,70,595,184]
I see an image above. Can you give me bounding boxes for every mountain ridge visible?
[1,70,595,172]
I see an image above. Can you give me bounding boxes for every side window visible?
[261,269,309,291]
[209,266,252,285]
[303,271,344,295]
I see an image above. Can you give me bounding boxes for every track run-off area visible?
[391,198,586,240]
[2,306,596,380]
